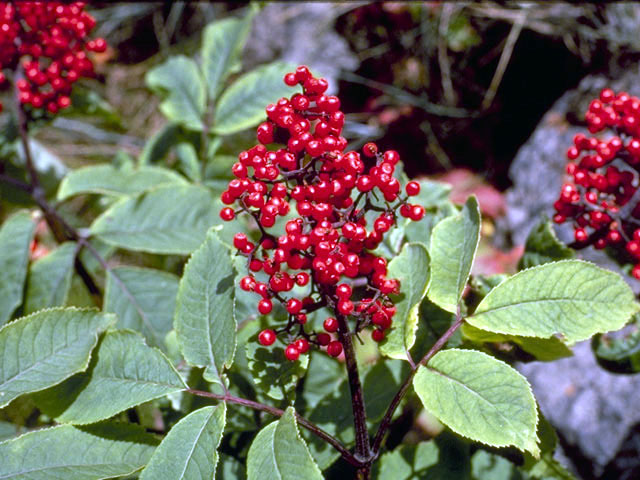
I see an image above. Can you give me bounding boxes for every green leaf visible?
[0,308,114,408]
[405,200,458,248]
[0,210,36,326]
[518,218,574,270]
[380,243,430,360]
[90,185,220,255]
[413,348,539,455]
[213,62,298,135]
[57,164,187,200]
[201,8,256,101]
[0,423,158,480]
[146,55,206,131]
[246,342,309,402]
[467,260,640,343]
[175,230,236,378]
[363,360,409,422]
[24,242,76,314]
[592,315,640,374]
[175,142,202,183]
[414,179,452,208]
[375,434,471,480]
[471,450,522,480]
[104,266,179,351]
[140,404,226,480]
[461,324,572,362]
[36,330,185,424]
[428,196,481,313]
[217,454,246,480]
[247,407,323,480]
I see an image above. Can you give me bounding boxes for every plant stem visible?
[336,313,372,464]
[371,311,465,453]
[186,388,361,467]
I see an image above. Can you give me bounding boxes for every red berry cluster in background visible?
[0,1,106,115]
[220,65,425,361]
[554,88,640,279]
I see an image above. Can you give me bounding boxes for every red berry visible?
[405,181,420,196]
[285,344,300,361]
[258,329,276,346]
[286,298,303,314]
[323,317,339,333]
[294,338,309,354]
[220,208,235,221]
[372,329,385,342]
[327,341,343,357]
[316,333,331,346]
[335,283,352,299]
[258,299,273,315]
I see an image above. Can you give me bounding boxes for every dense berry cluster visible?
[0,1,106,115]
[554,88,640,278]
[220,65,425,361]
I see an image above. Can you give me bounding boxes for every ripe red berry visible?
[258,299,273,315]
[323,317,338,333]
[372,329,385,342]
[220,208,235,221]
[316,333,331,346]
[285,344,300,361]
[327,341,343,357]
[294,338,309,353]
[405,181,420,196]
[258,329,276,346]
[286,298,303,314]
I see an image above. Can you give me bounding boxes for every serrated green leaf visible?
[247,408,323,480]
[461,324,572,362]
[413,348,539,455]
[0,210,36,326]
[140,404,226,480]
[146,56,206,130]
[468,260,640,343]
[90,185,220,255]
[104,266,179,351]
[428,196,481,313]
[375,434,471,480]
[0,423,158,480]
[518,218,574,270]
[213,62,298,135]
[57,164,187,200]
[202,8,256,101]
[246,342,309,402]
[405,200,458,247]
[0,308,114,408]
[36,330,185,424]
[24,242,76,314]
[381,243,430,360]
[175,230,236,378]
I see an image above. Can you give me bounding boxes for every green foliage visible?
[247,342,309,402]
[175,230,236,380]
[0,308,114,408]
[518,218,574,270]
[213,62,298,135]
[35,330,185,424]
[380,243,430,360]
[90,185,220,255]
[57,164,187,200]
[413,349,539,455]
[468,260,639,343]
[104,266,179,351]
[140,404,226,480]
[247,408,323,480]
[428,196,481,313]
[146,55,207,131]
[24,242,76,314]
[0,423,158,480]
[592,315,640,373]
[201,8,256,101]
[0,210,35,326]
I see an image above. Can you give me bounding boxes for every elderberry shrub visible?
[0,1,106,115]
[553,88,640,278]
[220,65,425,361]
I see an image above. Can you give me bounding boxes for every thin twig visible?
[371,310,465,453]
[186,388,361,467]
[437,3,458,107]
[481,11,526,111]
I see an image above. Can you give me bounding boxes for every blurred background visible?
[13,2,640,478]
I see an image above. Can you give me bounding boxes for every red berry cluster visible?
[554,88,640,278]
[0,1,106,115]
[220,65,425,361]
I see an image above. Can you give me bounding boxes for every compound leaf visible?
[413,348,539,455]
[0,308,114,408]
[380,243,430,360]
[247,408,323,480]
[468,260,640,343]
[140,404,226,480]
[428,196,480,313]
